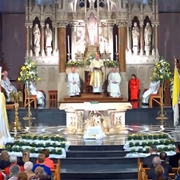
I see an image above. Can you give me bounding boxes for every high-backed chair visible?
[24,89,37,109]
[149,87,163,108]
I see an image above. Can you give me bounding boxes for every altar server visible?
[129,74,140,100]
[142,80,160,104]
[90,54,104,93]
[26,81,45,109]
[1,71,17,102]
[67,67,80,97]
[107,67,121,97]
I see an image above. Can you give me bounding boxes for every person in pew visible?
[24,161,36,179]
[1,71,17,102]
[169,144,180,167]
[67,67,81,97]
[17,172,28,180]
[107,67,121,97]
[129,74,140,101]
[32,154,51,176]
[8,165,21,180]
[175,167,180,180]
[142,80,160,105]
[0,150,11,169]
[143,145,159,167]
[36,149,54,169]
[160,152,172,173]
[153,165,170,180]
[147,157,169,179]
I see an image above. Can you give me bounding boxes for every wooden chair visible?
[149,87,163,108]
[24,89,37,109]
[51,159,60,180]
[48,90,57,108]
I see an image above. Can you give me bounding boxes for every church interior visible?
[1,0,180,180]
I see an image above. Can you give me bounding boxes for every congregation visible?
[0,149,55,180]
[142,144,180,180]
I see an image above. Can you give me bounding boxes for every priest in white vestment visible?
[0,91,13,146]
[1,71,17,102]
[67,67,80,97]
[26,81,45,108]
[107,67,121,97]
[142,80,160,104]
[90,54,104,93]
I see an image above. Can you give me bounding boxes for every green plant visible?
[141,142,147,147]
[163,147,168,151]
[130,148,136,153]
[153,141,159,145]
[138,148,143,153]
[135,142,140,146]
[148,135,153,139]
[56,149,62,155]
[61,142,66,148]
[145,147,150,153]
[66,60,84,67]
[153,135,158,139]
[128,136,132,141]
[143,135,148,140]
[158,147,163,152]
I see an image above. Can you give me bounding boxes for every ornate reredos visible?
[26,0,158,24]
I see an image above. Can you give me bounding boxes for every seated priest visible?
[129,74,140,101]
[26,81,45,109]
[67,67,80,97]
[1,74,17,102]
[142,80,160,105]
[107,67,121,97]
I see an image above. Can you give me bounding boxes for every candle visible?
[115,35,118,53]
[67,35,70,54]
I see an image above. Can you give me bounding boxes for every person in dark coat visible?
[169,144,180,167]
[0,150,10,169]
[159,152,172,173]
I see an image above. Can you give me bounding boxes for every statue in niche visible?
[33,24,40,48]
[132,22,140,48]
[45,23,52,48]
[99,35,108,54]
[144,22,152,47]
[76,29,85,55]
[88,0,95,9]
[87,13,98,45]
[68,0,78,11]
[107,0,117,11]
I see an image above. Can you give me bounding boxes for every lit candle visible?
[115,35,118,53]
[67,35,70,54]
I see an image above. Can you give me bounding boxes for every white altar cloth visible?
[83,127,106,140]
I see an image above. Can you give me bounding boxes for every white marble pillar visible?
[126,26,130,51]
[41,24,45,56]
[108,25,113,60]
[154,24,159,55]
[129,26,132,54]
[29,25,33,56]
[54,26,58,51]
[26,25,29,57]
[140,22,144,55]
[71,26,76,60]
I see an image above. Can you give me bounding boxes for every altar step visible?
[61,93,127,103]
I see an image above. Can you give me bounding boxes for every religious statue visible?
[1,71,17,102]
[88,0,95,9]
[33,24,40,48]
[87,13,98,45]
[68,0,78,11]
[99,35,108,54]
[45,23,52,48]
[67,67,81,97]
[0,91,13,146]
[89,54,104,93]
[26,81,45,109]
[132,22,140,48]
[107,67,121,97]
[107,0,117,11]
[76,30,85,55]
[142,80,160,105]
[144,22,152,46]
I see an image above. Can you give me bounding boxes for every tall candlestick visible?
[0,67,2,92]
[115,35,118,53]
[67,35,70,54]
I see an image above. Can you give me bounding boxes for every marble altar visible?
[59,102,132,135]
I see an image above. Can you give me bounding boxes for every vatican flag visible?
[172,65,180,126]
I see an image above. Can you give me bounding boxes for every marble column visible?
[29,25,33,56]
[129,26,132,53]
[118,26,127,72]
[41,24,45,56]
[126,26,130,51]
[108,25,113,60]
[58,27,66,72]
[140,23,144,55]
[154,24,159,55]
[26,26,29,57]
[71,26,76,60]
[54,26,58,52]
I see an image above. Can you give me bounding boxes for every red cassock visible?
[129,78,140,100]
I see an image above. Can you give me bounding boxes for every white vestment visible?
[67,72,80,96]
[0,92,13,145]
[1,77,17,102]
[26,82,45,108]
[142,81,160,104]
[107,72,121,97]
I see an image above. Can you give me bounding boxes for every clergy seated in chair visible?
[129,74,140,101]
[67,67,80,97]
[1,73,17,102]
[142,80,160,105]
[26,81,45,109]
[107,67,121,97]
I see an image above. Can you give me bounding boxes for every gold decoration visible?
[9,91,23,137]
[23,81,35,127]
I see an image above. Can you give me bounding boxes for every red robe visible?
[129,78,140,100]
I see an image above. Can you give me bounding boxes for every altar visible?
[59,102,132,135]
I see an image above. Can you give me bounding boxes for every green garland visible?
[127,134,169,140]
[21,135,65,141]
[66,60,84,67]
